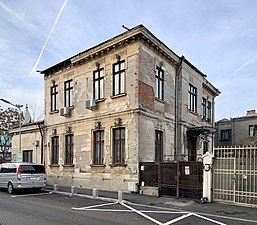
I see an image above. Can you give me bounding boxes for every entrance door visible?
[188,136,197,161]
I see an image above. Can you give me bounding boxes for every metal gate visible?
[213,146,257,206]
[140,161,203,198]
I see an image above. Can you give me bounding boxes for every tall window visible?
[113,60,125,96]
[249,125,257,136]
[202,97,206,119]
[113,128,125,164]
[207,101,212,122]
[23,150,32,163]
[51,136,59,165]
[93,130,104,164]
[155,66,164,100]
[188,84,197,112]
[64,79,73,107]
[65,134,73,165]
[221,129,231,141]
[93,68,104,100]
[50,83,58,112]
[155,130,163,161]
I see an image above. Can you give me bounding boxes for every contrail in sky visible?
[28,0,69,78]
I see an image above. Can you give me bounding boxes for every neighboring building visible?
[215,110,257,147]
[9,121,44,163]
[0,131,12,161]
[11,25,220,192]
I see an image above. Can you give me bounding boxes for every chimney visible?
[247,109,256,115]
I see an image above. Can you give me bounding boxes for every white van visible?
[0,162,46,194]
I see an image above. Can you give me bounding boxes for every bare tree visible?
[0,107,20,160]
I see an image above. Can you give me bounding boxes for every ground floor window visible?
[23,150,33,163]
[93,130,104,164]
[113,127,125,164]
[51,136,59,165]
[65,134,73,165]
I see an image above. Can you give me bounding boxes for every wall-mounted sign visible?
[185,166,190,175]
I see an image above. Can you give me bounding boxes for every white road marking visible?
[10,191,53,198]
[72,202,117,210]
[121,201,163,225]
[193,213,227,225]
[163,213,193,225]
[71,199,257,225]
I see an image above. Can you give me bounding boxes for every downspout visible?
[175,56,184,160]
[38,123,44,165]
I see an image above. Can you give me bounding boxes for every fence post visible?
[202,152,214,203]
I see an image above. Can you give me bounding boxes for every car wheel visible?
[7,183,14,194]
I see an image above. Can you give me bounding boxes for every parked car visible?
[0,162,46,194]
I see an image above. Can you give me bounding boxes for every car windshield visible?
[20,165,45,174]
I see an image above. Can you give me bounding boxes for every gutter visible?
[175,55,184,160]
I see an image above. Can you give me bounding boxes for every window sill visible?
[111,93,127,99]
[155,97,165,103]
[110,163,127,167]
[90,164,106,167]
[62,164,74,167]
[49,164,60,167]
[95,98,106,103]
[49,110,59,115]
[188,110,198,116]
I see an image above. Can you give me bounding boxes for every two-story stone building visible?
[11,25,220,192]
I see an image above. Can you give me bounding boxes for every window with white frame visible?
[188,84,197,113]
[155,66,164,100]
[64,79,73,107]
[93,68,104,100]
[113,60,125,96]
[50,83,58,112]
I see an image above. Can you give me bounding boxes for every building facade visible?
[11,25,220,192]
[215,110,257,147]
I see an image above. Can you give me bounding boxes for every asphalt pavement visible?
[45,185,257,225]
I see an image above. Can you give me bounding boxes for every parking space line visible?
[193,213,227,225]
[10,191,53,198]
[72,202,118,210]
[163,213,193,225]
[121,201,163,225]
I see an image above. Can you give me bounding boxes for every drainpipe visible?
[175,56,184,160]
[38,123,44,165]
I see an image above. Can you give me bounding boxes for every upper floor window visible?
[65,134,73,165]
[93,68,104,100]
[249,125,257,136]
[221,129,231,141]
[188,84,197,113]
[155,130,163,161]
[113,60,125,96]
[93,130,104,165]
[64,79,73,107]
[202,97,207,119]
[207,101,212,122]
[155,66,164,100]
[51,136,59,165]
[113,127,125,164]
[50,83,58,112]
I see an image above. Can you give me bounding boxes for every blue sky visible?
[0,0,257,121]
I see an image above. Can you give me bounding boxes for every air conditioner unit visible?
[85,99,96,109]
[60,107,70,117]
